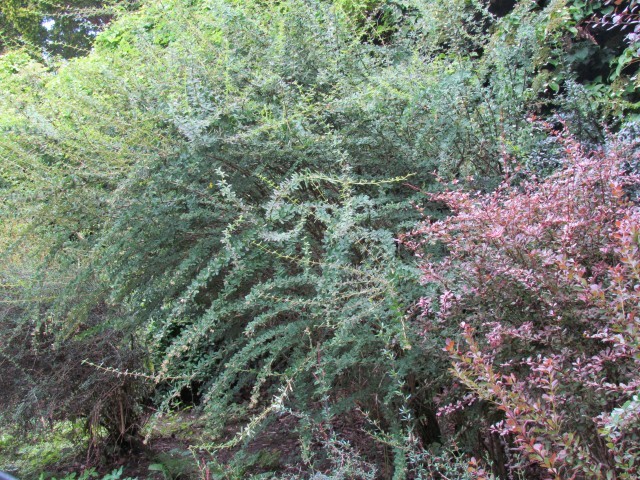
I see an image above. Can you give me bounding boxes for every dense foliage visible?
[404,128,640,478]
[0,0,639,478]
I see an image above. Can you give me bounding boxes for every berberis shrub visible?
[404,128,640,478]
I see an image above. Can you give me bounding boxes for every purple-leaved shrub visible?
[404,128,640,479]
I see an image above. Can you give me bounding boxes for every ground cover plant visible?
[1,0,639,478]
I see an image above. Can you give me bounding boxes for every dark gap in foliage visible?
[487,0,517,17]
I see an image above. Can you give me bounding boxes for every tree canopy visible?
[0,0,137,58]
